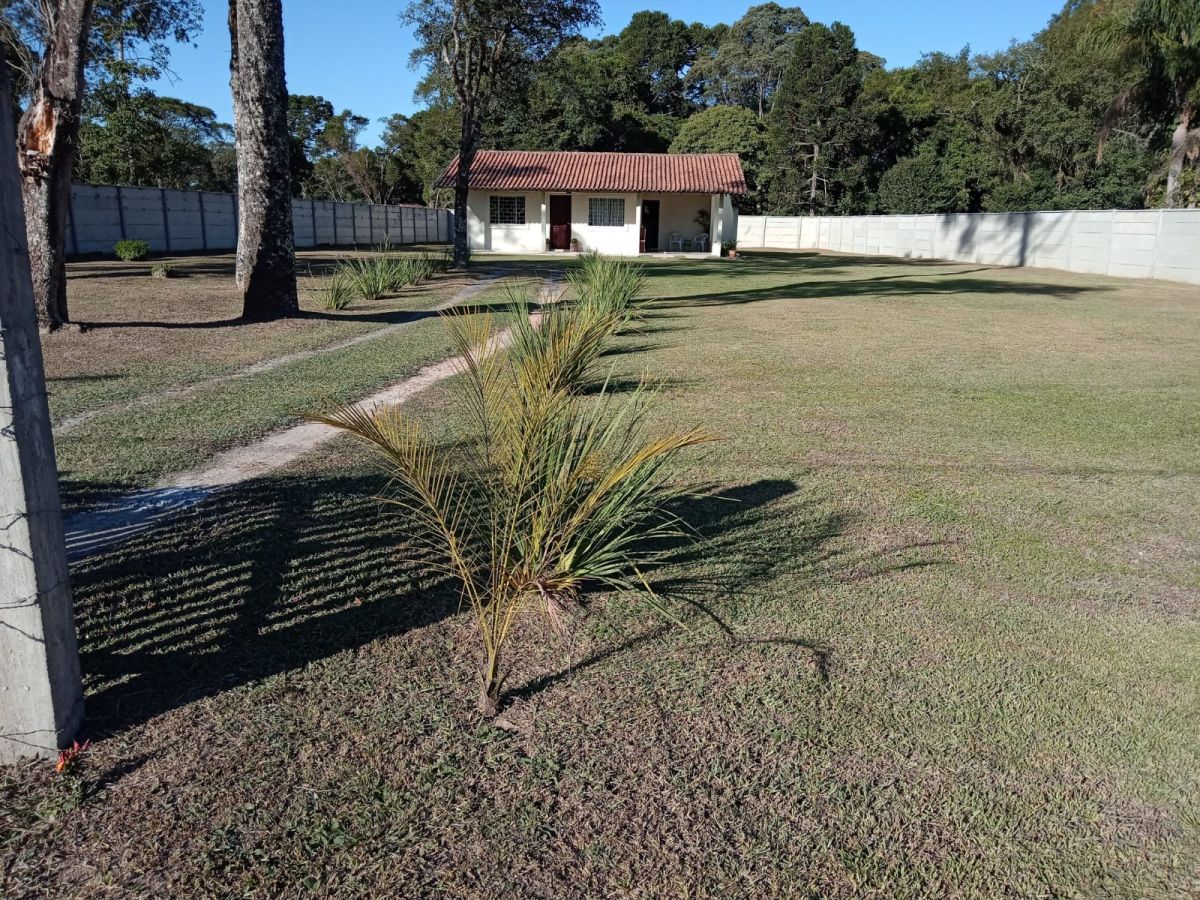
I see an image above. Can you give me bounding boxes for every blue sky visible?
[153,0,1066,142]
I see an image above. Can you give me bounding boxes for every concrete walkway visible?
[64,273,565,562]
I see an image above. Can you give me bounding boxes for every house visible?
[433,150,744,256]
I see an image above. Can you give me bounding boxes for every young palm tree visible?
[314,295,710,715]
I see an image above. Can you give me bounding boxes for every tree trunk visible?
[478,647,503,717]
[16,0,95,333]
[1165,101,1197,209]
[808,142,820,211]
[229,0,298,321]
[452,112,477,270]
[0,61,84,764]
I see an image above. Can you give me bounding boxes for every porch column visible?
[710,194,722,255]
[540,193,548,248]
[634,195,643,255]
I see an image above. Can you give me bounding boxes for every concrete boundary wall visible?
[67,184,453,256]
[736,209,1200,285]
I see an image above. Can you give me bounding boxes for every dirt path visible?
[64,274,565,562]
[54,268,527,434]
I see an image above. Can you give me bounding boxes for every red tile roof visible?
[434,150,746,194]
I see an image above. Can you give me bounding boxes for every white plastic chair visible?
[694,233,709,252]
[668,232,683,251]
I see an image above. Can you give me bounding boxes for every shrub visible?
[150,262,174,279]
[313,265,710,715]
[877,156,959,214]
[334,243,450,301]
[114,239,150,261]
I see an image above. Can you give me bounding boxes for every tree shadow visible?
[68,471,458,738]
[504,476,953,709]
[657,272,1105,308]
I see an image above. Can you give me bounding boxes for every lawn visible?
[44,248,539,510]
[2,250,1198,896]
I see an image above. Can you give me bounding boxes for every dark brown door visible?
[641,200,660,251]
[549,195,571,249]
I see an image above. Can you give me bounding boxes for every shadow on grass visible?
[502,477,951,708]
[68,471,457,738]
[658,272,1106,308]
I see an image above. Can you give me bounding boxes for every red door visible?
[549,195,571,250]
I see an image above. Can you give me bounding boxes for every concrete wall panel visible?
[735,209,1200,285]
[65,183,450,256]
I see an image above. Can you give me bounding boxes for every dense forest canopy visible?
[4,0,1197,211]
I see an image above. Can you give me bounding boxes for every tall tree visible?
[77,83,233,189]
[1088,0,1200,206]
[228,0,297,320]
[286,93,334,195]
[7,0,202,331]
[0,54,83,765]
[615,11,705,118]
[690,3,809,117]
[766,21,874,213]
[403,0,600,268]
[15,0,94,332]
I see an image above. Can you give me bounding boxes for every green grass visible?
[3,251,1198,896]
[51,273,533,511]
[45,247,468,424]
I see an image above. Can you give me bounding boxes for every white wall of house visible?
[568,192,639,254]
[466,189,738,256]
[466,190,546,253]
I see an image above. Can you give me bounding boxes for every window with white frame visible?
[489,196,525,225]
[587,197,625,227]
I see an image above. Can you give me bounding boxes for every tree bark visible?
[0,61,84,764]
[16,0,96,333]
[808,142,820,210]
[452,124,475,269]
[1165,101,1198,209]
[229,0,298,320]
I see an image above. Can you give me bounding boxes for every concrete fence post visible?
[115,185,127,240]
[1151,208,1165,281]
[198,191,208,251]
[160,188,171,252]
[1,81,83,765]
[67,187,79,256]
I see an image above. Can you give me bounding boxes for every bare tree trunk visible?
[1165,101,1198,208]
[0,61,83,765]
[16,0,95,333]
[451,111,476,270]
[808,142,820,211]
[229,0,298,321]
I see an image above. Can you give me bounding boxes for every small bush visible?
[567,252,647,330]
[304,266,355,310]
[333,244,450,301]
[339,255,398,301]
[115,239,150,261]
[150,262,174,279]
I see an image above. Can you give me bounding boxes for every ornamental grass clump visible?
[568,251,648,330]
[314,270,710,715]
[339,254,400,301]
